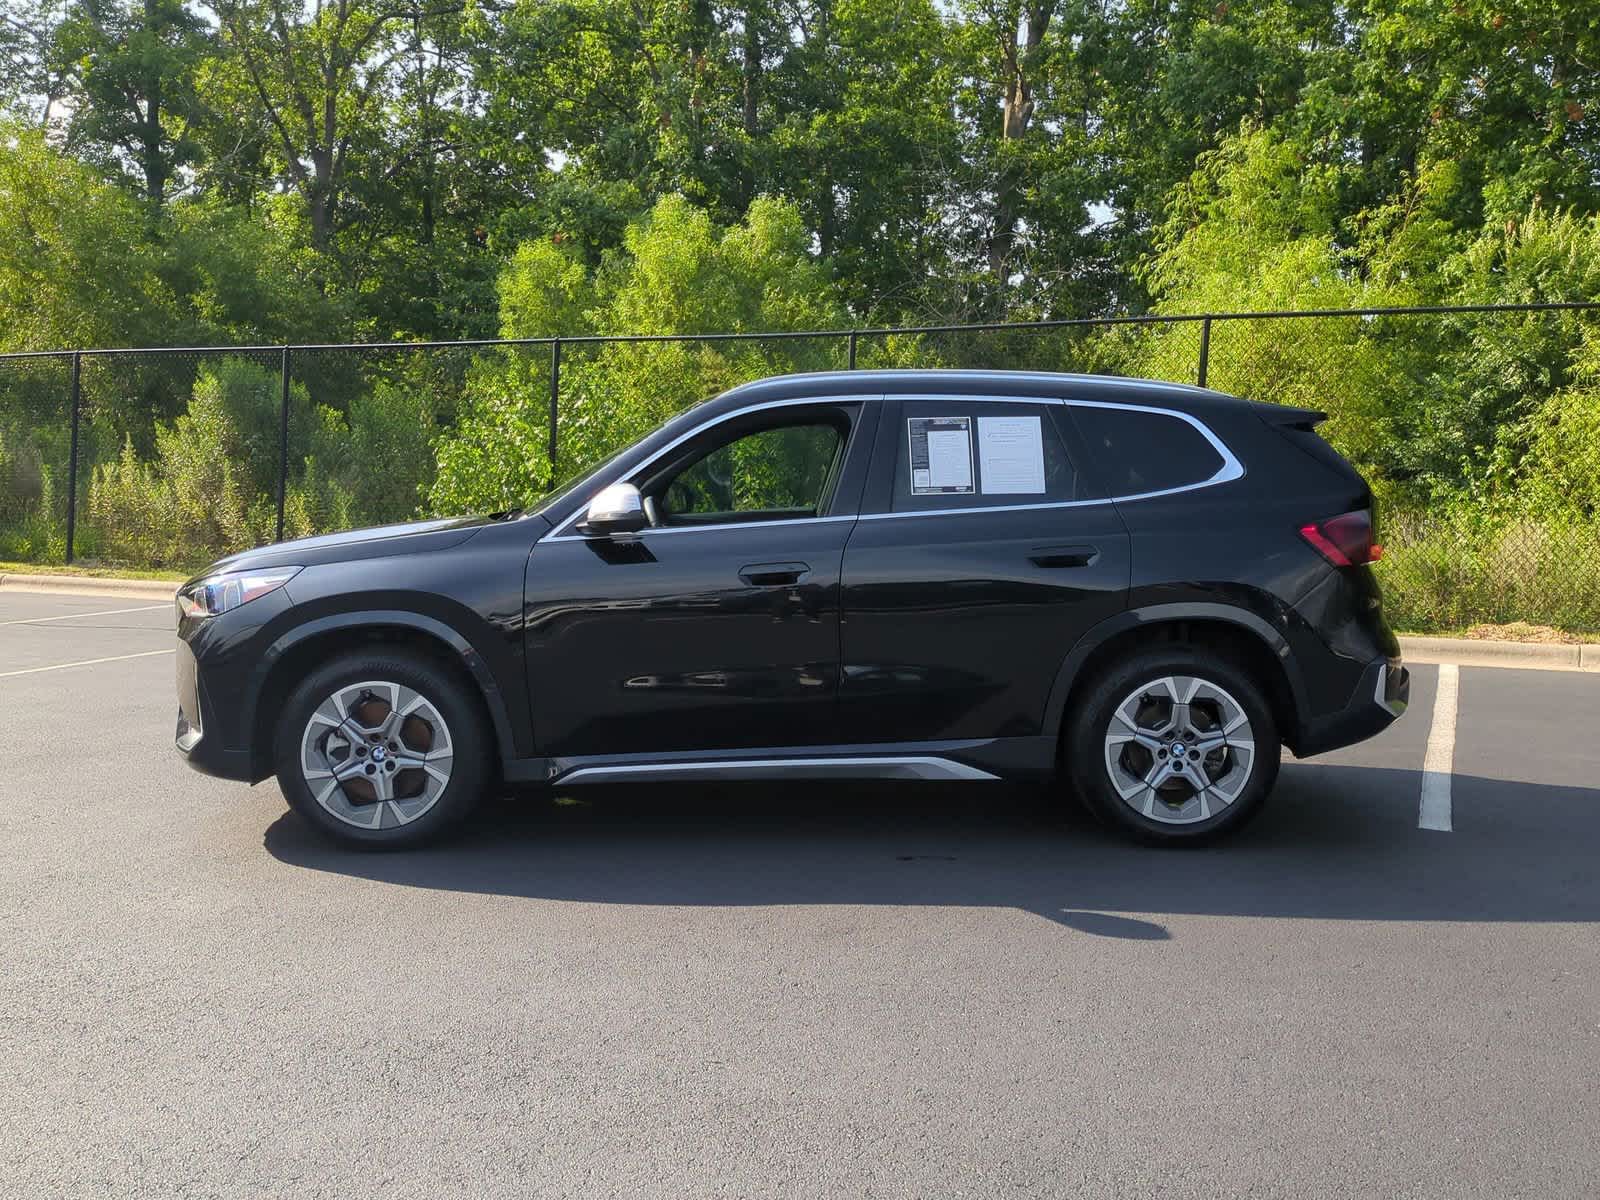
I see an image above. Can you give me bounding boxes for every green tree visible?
[0,127,180,351]
[1,0,69,125]
[53,0,212,207]
[430,193,850,514]
[204,0,416,251]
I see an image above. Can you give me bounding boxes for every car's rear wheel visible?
[1066,647,1280,844]
[274,650,490,848]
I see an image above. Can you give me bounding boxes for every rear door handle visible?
[1029,545,1099,568]
[740,561,811,587]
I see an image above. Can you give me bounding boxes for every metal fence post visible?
[548,338,561,471]
[64,352,82,564]
[275,347,290,542]
[1196,317,1212,388]
[848,330,858,370]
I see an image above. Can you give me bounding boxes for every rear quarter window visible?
[1069,405,1227,497]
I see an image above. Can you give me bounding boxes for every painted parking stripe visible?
[0,649,174,678]
[1419,663,1459,832]
[0,603,169,627]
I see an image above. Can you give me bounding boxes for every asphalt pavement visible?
[1,592,1596,1198]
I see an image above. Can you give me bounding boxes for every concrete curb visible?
[0,572,178,602]
[1398,635,1600,673]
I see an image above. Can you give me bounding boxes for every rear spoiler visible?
[1249,401,1327,430]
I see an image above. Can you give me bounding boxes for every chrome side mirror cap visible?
[581,482,648,536]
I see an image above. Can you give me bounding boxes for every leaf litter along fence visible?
[2,301,1599,632]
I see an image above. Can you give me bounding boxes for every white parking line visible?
[0,603,169,627]
[1419,663,1459,832]
[0,649,174,678]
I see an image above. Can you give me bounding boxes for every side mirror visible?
[581,482,648,536]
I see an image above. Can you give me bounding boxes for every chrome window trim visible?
[537,390,1245,543]
[856,498,1096,521]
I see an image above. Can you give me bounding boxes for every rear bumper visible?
[1293,655,1409,757]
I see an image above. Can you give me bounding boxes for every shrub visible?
[1378,505,1600,633]
[84,359,332,567]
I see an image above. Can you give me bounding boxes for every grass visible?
[1395,622,1600,644]
[0,559,188,582]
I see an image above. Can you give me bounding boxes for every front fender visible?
[243,610,520,777]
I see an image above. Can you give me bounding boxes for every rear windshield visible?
[1070,406,1225,496]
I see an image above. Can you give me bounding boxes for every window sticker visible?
[977,415,1046,494]
[907,416,974,494]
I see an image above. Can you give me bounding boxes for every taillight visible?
[1300,510,1383,566]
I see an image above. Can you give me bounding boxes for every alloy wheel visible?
[298,679,455,831]
[1101,674,1255,825]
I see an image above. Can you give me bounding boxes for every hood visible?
[190,512,530,581]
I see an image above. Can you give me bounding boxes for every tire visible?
[274,649,492,849]
[1065,646,1280,845]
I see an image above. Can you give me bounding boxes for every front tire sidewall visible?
[274,652,490,849]
[1068,649,1280,844]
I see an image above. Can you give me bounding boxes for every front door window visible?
[658,423,844,525]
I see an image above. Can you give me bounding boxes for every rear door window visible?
[1068,405,1227,497]
[890,400,1085,513]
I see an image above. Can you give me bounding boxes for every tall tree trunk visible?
[140,0,166,207]
[742,2,761,137]
[687,0,714,166]
[308,146,334,250]
[415,16,435,245]
[986,1,1056,291]
[817,161,835,258]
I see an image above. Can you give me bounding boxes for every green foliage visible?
[336,376,441,524]
[0,425,62,561]
[427,351,556,517]
[1380,509,1600,633]
[0,127,181,351]
[430,194,849,514]
[1519,329,1600,522]
[162,198,343,343]
[52,0,212,206]
[85,360,301,565]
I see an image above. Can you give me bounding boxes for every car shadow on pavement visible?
[263,762,1600,936]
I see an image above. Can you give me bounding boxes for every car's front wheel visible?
[1066,647,1280,844]
[274,650,491,848]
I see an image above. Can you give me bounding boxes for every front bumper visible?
[174,627,260,782]
[1294,655,1409,757]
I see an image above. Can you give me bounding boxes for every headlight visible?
[177,566,301,620]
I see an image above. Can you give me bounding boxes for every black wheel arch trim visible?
[243,610,520,779]
[1041,601,1309,744]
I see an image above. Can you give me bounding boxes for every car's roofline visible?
[714,369,1240,412]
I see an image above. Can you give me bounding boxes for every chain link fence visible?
[3,303,1598,632]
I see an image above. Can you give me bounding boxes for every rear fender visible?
[1041,601,1309,742]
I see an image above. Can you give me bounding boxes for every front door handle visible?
[739,561,811,587]
[1029,545,1099,568]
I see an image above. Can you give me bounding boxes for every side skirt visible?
[501,735,1057,787]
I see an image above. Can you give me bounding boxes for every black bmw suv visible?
[175,370,1408,847]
